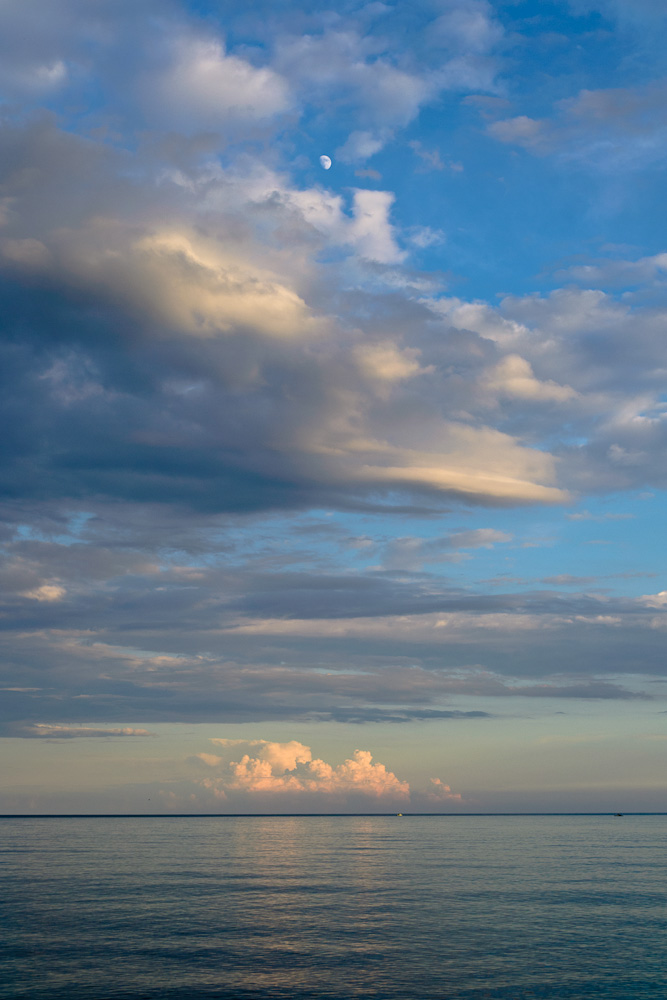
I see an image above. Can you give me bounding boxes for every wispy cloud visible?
[7,724,154,739]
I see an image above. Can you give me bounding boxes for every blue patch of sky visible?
[271,490,666,600]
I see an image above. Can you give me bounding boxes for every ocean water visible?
[1,815,667,1000]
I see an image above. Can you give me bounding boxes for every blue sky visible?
[1,0,667,813]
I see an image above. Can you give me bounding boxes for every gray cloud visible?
[0,501,660,732]
[0,0,665,741]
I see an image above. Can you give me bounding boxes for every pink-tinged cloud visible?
[210,738,312,772]
[198,741,410,800]
[427,777,463,803]
[16,724,154,739]
[229,749,409,798]
[194,752,223,767]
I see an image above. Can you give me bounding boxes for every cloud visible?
[431,0,504,54]
[177,738,471,810]
[488,115,547,151]
[196,741,411,802]
[194,753,223,767]
[382,527,512,570]
[407,226,446,249]
[0,0,665,747]
[565,511,634,521]
[553,251,667,289]
[448,529,513,549]
[640,591,667,609]
[210,738,312,772]
[274,29,435,131]
[488,81,667,173]
[354,342,427,382]
[272,3,503,161]
[426,777,463,803]
[347,190,406,264]
[409,140,445,171]
[482,355,578,404]
[0,122,571,513]
[19,583,66,602]
[141,36,291,131]
[336,130,390,165]
[3,220,323,342]
[8,724,154,739]
[567,0,667,29]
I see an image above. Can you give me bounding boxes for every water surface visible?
[2,815,666,999]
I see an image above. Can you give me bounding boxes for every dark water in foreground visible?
[2,815,667,999]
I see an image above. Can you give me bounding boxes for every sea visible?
[1,814,667,1000]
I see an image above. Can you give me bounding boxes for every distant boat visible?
[397,813,403,817]
[614,812,623,817]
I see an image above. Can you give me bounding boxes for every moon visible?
[319,155,332,170]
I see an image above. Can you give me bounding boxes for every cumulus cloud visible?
[210,739,313,772]
[196,741,411,802]
[426,777,463,803]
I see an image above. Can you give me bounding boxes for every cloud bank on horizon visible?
[1,0,667,811]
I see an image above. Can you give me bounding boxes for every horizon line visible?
[0,812,662,819]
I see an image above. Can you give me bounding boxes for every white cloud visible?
[347,190,405,264]
[427,296,530,345]
[214,165,405,264]
[336,130,389,164]
[408,226,446,248]
[275,29,433,128]
[488,115,547,151]
[431,1,503,55]
[482,354,578,403]
[274,10,503,162]
[640,591,667,609]
[142,37,291,131]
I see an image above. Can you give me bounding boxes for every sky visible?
[1,0,667,814]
